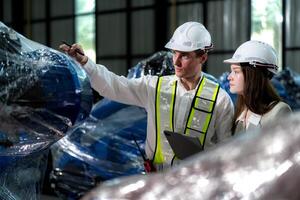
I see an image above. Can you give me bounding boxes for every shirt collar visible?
[237,109,262,127]
[175,73,203,92]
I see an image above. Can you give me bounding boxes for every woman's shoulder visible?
[262,101,292,123]
[272,101,292,113]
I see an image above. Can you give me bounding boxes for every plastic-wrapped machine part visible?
[0,21,93,200]
[0,21,93,123]
[51,104,147,199]
[127,51,174,78]
[81,111,300,200]
[0,149,49,200]
[271,67,300,111]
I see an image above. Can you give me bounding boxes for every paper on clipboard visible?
[164,130,203,160]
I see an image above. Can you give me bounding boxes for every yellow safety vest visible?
[153,75,220,165]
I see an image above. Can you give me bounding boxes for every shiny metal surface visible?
[82,112,299,200]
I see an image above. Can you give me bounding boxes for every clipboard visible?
[164,130,203,160]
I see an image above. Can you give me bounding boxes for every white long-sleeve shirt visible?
[82,59,234,160]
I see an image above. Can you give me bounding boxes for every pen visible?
[61,40,85,56]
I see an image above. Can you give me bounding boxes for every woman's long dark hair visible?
[231,63,281,133]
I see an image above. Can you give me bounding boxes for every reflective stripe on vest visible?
[153,76,177,164]
[184,77,220,145]
[153,76,220,164]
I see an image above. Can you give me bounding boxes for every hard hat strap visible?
[249,61,278,71]
[204,44,214,52]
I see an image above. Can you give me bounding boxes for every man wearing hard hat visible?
[60,21,234,171]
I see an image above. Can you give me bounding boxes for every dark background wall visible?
[1,0,299,76]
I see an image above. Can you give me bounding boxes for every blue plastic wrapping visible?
[0,21,93,199]
[127,51,174,78]
[271,67,300,110]
[51,104,146,199]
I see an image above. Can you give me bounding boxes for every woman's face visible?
[227,64,244,95]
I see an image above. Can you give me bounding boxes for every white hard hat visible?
[165,21,213,52]
[224,40,278,74]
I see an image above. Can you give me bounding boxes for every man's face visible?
[172,50,206,80]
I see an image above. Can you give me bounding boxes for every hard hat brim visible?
[165,42,200,52]
[223,58,242,64]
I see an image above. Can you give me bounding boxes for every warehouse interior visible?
[2,0,300,77]
[1,0,300,199]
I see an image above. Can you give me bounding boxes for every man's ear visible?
[200,53,208,64]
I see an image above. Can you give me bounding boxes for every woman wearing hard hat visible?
[224,40,292,135]
[60,22,234,171]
